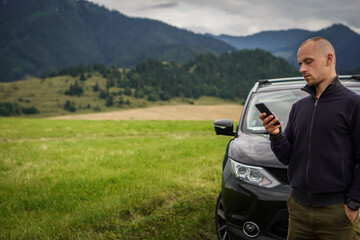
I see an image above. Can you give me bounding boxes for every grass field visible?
[0,118,233,239]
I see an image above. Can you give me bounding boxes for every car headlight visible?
[230,159,281,188]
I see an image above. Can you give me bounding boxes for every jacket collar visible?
[301,76,344,98]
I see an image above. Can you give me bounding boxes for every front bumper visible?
[222,164,291,240]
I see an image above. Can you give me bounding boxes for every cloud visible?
[87,0,360,35]
[149,2,179,9]
[137,2,179,11]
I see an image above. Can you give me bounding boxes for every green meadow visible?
[0,118,232,239]
[0,75,238,118]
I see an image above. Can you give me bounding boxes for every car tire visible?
[215,192,233,240]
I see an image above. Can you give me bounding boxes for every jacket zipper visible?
[306,98,318,204]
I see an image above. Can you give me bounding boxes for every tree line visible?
[0,102,39,116]
[44,49,300,109]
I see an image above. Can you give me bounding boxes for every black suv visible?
[214,75,360,240]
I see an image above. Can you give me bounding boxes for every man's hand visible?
[345,204,358,223]
[259,113,283,135]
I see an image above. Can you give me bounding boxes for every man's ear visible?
[326,54,334,66]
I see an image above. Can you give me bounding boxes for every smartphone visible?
[255,103,280,125]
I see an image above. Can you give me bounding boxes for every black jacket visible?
[271,76,360,206]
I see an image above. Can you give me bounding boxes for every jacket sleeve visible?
[346,98,360,203]
[270,105,295,166]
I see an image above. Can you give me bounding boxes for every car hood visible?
[228,132,287,168]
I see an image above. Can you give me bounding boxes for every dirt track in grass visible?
[51,104,243,121]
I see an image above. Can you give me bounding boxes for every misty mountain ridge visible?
[1,0,359,82]
[213,24,360,72]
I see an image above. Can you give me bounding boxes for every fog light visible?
[243,221,260,238]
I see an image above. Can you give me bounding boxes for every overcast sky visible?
[87,0,360,36]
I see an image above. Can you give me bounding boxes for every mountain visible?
[214,24,360,72]
[0,0,234,82]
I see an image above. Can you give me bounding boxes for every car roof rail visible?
[257,77,304,87]
[351,74,360,80]
[255,75,360,91]
[338,75,360,81]
[259,75,360,85]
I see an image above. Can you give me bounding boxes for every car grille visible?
[264,167,289,185]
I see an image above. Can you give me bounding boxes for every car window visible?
[242,89,307,133]
[242,86,360,134]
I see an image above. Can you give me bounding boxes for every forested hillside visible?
[127,49,300,100]
[0,49,300,116]
[0,0,234,82]
[45,49,300,100]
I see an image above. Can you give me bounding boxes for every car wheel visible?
[215,192,232,240]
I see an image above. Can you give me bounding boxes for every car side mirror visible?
[214,119,236,136]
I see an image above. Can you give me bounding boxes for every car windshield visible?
[242,89,307,134]
[243,86,360,134]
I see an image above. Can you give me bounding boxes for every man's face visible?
[297,41,327,87]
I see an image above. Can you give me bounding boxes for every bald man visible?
[260,37,360,239]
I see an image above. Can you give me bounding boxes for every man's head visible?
[297,37,337,87]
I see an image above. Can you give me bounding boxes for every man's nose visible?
[299,64,306,73]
